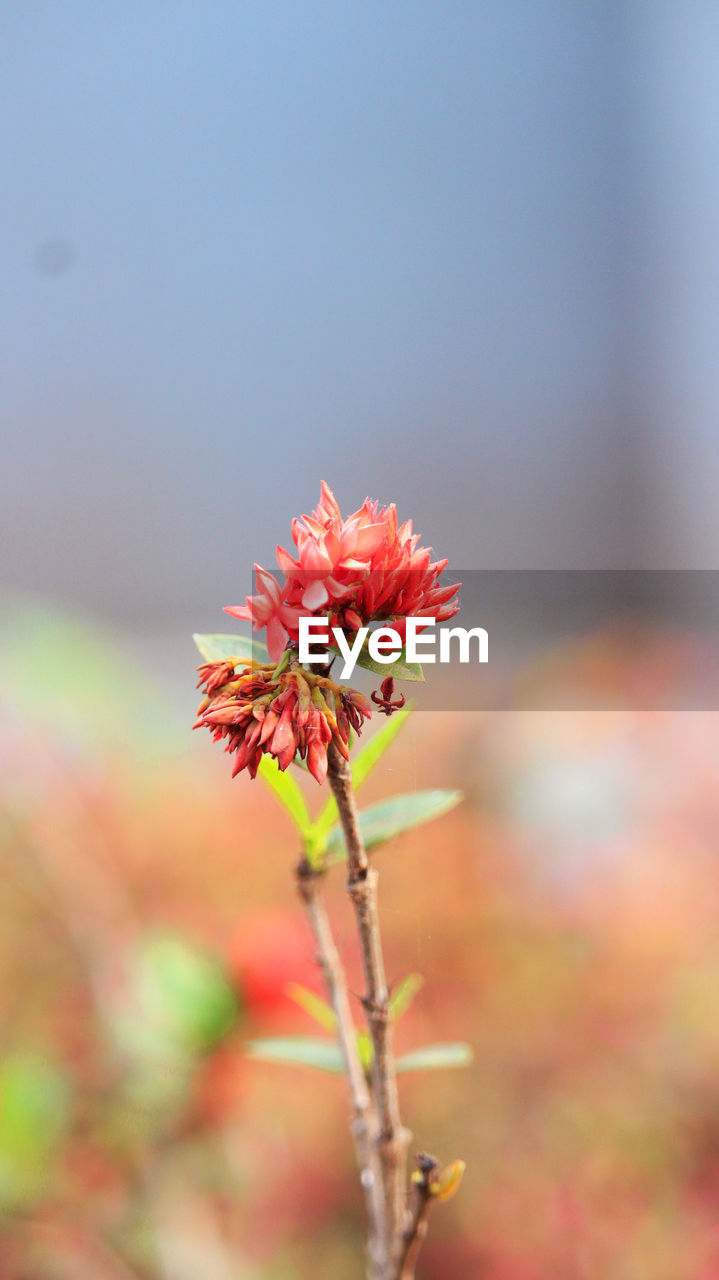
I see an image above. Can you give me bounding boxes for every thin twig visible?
[296,857,386,1277]
[326,743,411,1265]
[393,1155,437,1280]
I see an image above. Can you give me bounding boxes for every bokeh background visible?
[4,3,719,1277]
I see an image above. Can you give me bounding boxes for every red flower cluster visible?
[195,654,371,784]
[224,482,460,661]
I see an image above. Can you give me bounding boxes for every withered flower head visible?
[195,653,371,785]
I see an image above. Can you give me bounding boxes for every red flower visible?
[226,912,321,1018]
[334,497,460,639]
[223,483,460,660]
[202,485,459,781]
[278,482,386,611]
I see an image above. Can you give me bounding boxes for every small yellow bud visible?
[431,1159,466,1203]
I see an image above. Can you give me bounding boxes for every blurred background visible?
[4,2,719,1276]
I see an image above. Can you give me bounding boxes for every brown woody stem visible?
[393,1155,437,1280]
[326,743,411,1274]
[296,858,386,1276]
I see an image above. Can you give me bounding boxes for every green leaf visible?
[390,973,424,1021]
[309,797,339,857]
[352,704,414,789]
[258,755,312,835]
[327,789,463,859]
[332,642,424,682]
[356,1029,373,1071]
[396,1042,474,1073]
[193,633,268,664]
[285,983,336,1033]
[245,1036,342,1073]
[309,705,415,855]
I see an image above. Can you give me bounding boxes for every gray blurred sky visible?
[2,2,717,631]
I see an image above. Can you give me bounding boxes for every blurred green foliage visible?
[0,1054,70,1208]
[128,933,239,1059]
[0,596,185,760]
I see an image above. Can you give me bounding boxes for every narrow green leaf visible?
[332,643,424,682]
[258,755,311,834]
[327,789,463,859]
[396,1042,474,1073]
[351,704,414,789]
[356,1029,374,1071]
[245,1036,342,1073]
[285,983,336,1033]
[309,797,339,855]
[309,705,415,854]
[390,973,424,1021]
[193,633,268,664]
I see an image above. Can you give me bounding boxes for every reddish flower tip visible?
[370,676,406,716]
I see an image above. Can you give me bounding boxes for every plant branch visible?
[393,1155,437,1280]
[296,856,386,1277]
[326,743,411,1265]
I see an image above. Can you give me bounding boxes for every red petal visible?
[276,543,300,576]
[254,564,282,606]
[302,579,330,611]
[266,616,288,661]
[349,521,386,558]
